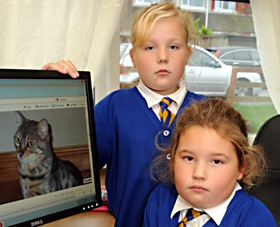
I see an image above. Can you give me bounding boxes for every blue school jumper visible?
[94,87,205,227]
[143,184,277,227]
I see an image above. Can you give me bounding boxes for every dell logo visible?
[31,220,43,227]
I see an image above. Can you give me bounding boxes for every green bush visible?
[194,18,213,36]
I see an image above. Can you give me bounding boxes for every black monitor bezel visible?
[0,69,102,227]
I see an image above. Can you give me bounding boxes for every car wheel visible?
[234,79,253,96]
[234,78,253,96]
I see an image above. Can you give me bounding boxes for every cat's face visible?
[14,111,50,164]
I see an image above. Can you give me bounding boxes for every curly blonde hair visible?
[152,98,266,188]
[130,2,198,51]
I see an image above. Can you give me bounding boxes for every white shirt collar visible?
[170,183,242,225]
[136,78,187,110]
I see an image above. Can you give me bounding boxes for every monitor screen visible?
[0,69,102,227]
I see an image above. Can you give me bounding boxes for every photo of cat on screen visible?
[14,111,84,199]
[0,108,92,205]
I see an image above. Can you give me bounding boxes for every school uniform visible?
[94,80,206,227]
[143,183,277,227]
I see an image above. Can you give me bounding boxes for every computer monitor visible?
[0,69,102,227]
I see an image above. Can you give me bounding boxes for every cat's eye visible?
[14,136,20,144]
[27,141,35,148]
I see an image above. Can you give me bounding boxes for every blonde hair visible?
[152,98,266,189]
[130,2,198,50]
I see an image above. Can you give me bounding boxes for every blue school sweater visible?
[143,184,277,227]
[94,87,205,227]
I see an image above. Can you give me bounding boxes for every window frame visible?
[180,0,206,10]
[133,0,159,6]
[214,1,236,12]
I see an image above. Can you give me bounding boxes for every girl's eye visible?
[212,160,222,165]
[170,45,178,50]
[27,141,35,148]
[184,156,194,162]
[146,46,154,51]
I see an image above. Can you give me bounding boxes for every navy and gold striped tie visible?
[159,97,175,127]
[178,209,205,227]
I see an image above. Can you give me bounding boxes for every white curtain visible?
[0,0,124,102]
[251,0,280,113]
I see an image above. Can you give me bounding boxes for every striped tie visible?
[159,97,175,127]
[178,209,205,227]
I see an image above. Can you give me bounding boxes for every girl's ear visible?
[129,49,137,68]
[237,159,247,180]
[184,45,193,65]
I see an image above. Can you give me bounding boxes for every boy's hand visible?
[42,60,79,78]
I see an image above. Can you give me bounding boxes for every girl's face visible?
[130,16,191,95]
[173,126,244,209]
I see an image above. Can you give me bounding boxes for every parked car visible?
[120,43,139,87]
[120,43,263,97]
[120,43,133,68]
[206,46,261,68]
[206,46,265,83]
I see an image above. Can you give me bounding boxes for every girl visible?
[43,2,206,226]
[144,98,277,226]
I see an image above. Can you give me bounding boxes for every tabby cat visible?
[14,111,83,199]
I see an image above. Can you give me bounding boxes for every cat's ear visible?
[15,111,27,127]
[37,119,49,140]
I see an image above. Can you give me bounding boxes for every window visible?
[222,50,251,61]
[218,48,261,67]
[251,50,260,61]
[189,49,214,67]
[181,0,205,9]
[214,1,236,11]
[134,0,159,6]
[234,50,251,61]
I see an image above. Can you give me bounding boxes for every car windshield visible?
[120,43,128,60]
[221,50,252,61]
[189,49,217,67]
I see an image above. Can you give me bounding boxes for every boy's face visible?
[173,126,244,209]
[130,16,191,95]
